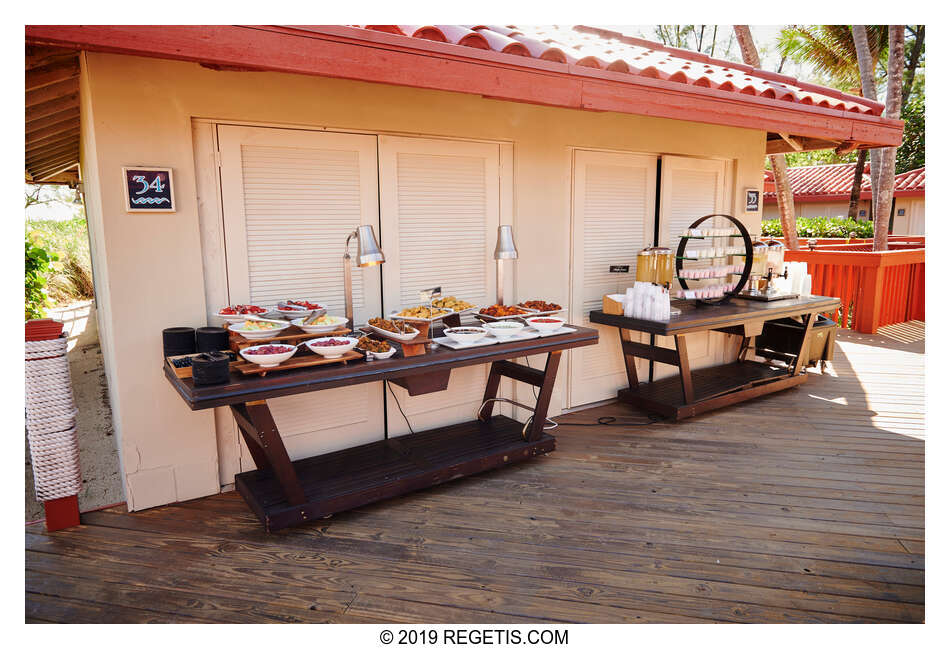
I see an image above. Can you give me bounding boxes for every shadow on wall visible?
[26,300,124,521]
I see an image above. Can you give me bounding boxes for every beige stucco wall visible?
[79,51,766,510]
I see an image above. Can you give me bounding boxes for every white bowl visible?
[217,307,268,323]
[228,320,291,339]
[304,336,358,359]
[239,344,297,368]
[291,315,346,333]
[443,326,488,346]
[483,321,525,338]
[367,322,419,342]
[367,347,397,360]
[526,316,566,333]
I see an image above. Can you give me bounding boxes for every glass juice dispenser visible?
[652,246,674,286]
[747,237,769,295]
[636,247,656,283]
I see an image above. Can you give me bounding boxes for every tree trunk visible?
[853,26,882,240]
[733,25,799,250]
[902,25,923,110]
[872,26,905,251]
[847,148,868,220]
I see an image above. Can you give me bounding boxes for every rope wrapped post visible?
[25,321,81,531]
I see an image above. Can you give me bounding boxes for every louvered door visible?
[378,136,502,435]
[568,150,657,407]
[217,125,385,461]
[657,155,731,379]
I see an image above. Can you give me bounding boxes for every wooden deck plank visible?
[26,324,924,623]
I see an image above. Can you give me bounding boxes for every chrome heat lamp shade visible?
[344,225,385,329]
[494,225,518,305]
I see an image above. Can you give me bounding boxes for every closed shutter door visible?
[569,150,657,407]
[217,125,385,462]
[379,136,501,434]
[658,155,731,379]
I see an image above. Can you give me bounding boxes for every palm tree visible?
[734,26,800,250]
[869,27,905,251]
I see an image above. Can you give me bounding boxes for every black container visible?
[196,326,230,353]
[163,327,195,357]
[191,351,231,385]
[756,315,837,370]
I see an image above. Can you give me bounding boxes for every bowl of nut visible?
[367,317,420,342]
[356,336,397,360]
[303,336,358,359]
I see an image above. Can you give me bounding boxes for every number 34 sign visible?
[123,167,176,212]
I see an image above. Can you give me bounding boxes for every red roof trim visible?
[24,24,902,147]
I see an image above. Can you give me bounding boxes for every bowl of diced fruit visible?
[228,319,291,339]
[303,336,358,359]
[239,344,297,368]
[292,314,347,333]
[217,304,268,323]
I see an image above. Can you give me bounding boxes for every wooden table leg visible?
[231,400,307,505]
[525,351,562,442]
[674,335,694,404]
[619,328,640,393]
[790,313,815,375]
[477,362,503,421]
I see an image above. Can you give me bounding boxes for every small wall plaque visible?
[897,208,906,216]
[123,167,175,212]
[609,265,630,273]
[744,188,760,213]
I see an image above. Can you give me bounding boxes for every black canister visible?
[191,351,231,385]
[196,326,230,353]
[163,326,196,357]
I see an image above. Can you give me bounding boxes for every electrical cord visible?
[386,380,414,434]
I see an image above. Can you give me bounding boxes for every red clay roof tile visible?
[763,164,924,202]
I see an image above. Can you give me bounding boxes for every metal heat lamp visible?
[493,225,518,305]
[343,225,385,329]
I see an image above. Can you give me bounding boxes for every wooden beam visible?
[835,140,860,156]
[24,24,905,147]
[30,153,80,176]
[26,45,78,70]
[27,148,79,172]
[26,136,79,156]
[26,108,79,135]
[26,122,79,145]
[777,132,804,151]
[26,94,79,122]
[33,161,80,182]
[26,59,79,92]
[26,77,78,108]
[766,136,843,155]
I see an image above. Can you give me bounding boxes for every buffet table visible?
[164,325,598,531]
[589,295,840,420]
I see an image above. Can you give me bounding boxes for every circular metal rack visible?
[674,214,754,307]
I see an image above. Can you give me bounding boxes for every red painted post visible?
[44,495,81,531]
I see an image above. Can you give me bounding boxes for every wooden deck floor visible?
[26,322,925,623]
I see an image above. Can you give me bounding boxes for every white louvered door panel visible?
[569,150,657,408]
[657,156,731,380]
[218,125,385,462]
[379,136,501,435]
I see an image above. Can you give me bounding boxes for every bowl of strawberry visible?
[304,336,358,359]
[239,344,297,368]
[218,304,268,323]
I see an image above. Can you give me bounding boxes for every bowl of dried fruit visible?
[357,336,397,360]
[303,336,358,359]
[239,344,297,368]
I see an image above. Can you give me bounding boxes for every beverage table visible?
[589,295,840,420]
[164,325,598,530]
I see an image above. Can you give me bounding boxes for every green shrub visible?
[26,235,57,320]
[25,217,94,306]
[760,216,874,239]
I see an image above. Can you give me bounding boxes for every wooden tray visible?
[229,325,350,351]
[232,349,363,376]
[166,352,241,379]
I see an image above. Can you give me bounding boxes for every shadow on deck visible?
[26,322,925,623]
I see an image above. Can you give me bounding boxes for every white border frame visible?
[121,166,177,212]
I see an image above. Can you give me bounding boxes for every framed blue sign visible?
[123,167,176,212]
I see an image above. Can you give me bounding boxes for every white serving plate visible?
[390,308,453,323]
[291,315,346,333]
[368,322,420,342]
[519,307,566,317]
[497,328,541,342]
[228,320,292,339]
[431,336,500,350]
[537,326,576,337]
[239,344,298,368]
[474,308,533,322]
